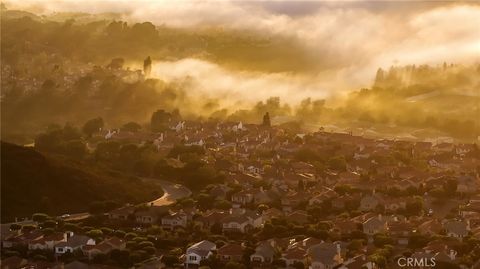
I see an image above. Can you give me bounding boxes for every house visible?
[83,237,125,260]
[281,247,306,268]
[363,215,387,235]
[457,175,478,194]
[332,194,360,210]
[28,232,67,250]
[307,242,343,269]
[287,211,310,225]
[289,237,323,251]
[250,241,276,264]
[231,190,254,205]
[332,220,359,235]
[108,206,135,220]
[262,208,284,221]
[281,192,305,213]
[386,200,407,213]
[387,220,412,245]
[222,215,251,233]
[195,211,229,229]
[359,194,382,212]
[444,220,469,239]
[217,243,244,262]
[309,190,338,206]
[137,256,165,269]
[252,187,272,204]
[0,256,28,269]
[2,230,43,248]
[337,255,372,269]
[54,234,95,255]
[291,162,316,174]
[161,212,188,230]
[243,210,264,229]
[433,142,454,153]
[185,240,216,267]
[135,206,168,224]
[209,185,230,200]
[418,219,443,236]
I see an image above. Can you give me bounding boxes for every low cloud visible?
[5,0,480,100]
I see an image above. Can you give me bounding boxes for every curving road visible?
[148,179,192,206]
[3,179,190,226]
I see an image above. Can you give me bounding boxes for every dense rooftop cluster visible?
[2,119,480,269]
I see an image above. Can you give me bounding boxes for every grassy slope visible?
[0,142,163,223]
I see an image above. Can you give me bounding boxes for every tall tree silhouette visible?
[262,112,271,127]
[144,56,152,77]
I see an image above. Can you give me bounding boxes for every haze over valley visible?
[1,2,480,269]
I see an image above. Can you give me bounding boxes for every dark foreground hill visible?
[1,142,162,223]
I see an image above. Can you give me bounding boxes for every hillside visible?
[0,142,163,223]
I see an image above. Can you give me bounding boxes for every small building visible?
[161,212,188,230]
[185,240,216,267]
[217,243,244,262]
[54,234,95,255]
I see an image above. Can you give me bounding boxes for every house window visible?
[189,256,197,261]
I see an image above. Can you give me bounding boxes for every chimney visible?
[449,249,456,260]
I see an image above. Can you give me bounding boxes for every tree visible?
[108,58,124,70]
[86,229,104,241]
[405,197,424,216]
[298,179,305,191]
[443,178,458,197]
[62,123,82,140]
[161,255,179,267]
[292,261,305,269]
[32,213,49,222]
[151,109,172,132]
[62,140,86,159]
[347,239,364,254]
[121,122,142,132]
[328,156,347,171]
[262,112,271,127]
[10,224,21,231]
[35,129,63,152]
[89,201,107,214]
[95,141,120,161]
[373,233,393,248]
[408,233,429,249]
[200,255,221,268]
[110,249,131,267]
[197,193,215,209]
[272,259,286,268]
[214,200,232,210]
[369,253,387,268]
[374,68,385,86]
[225,261,246,269]
[144,56,152,77]
[82,117,104,137]
[42,220,57,229]
[211,222,223,234]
